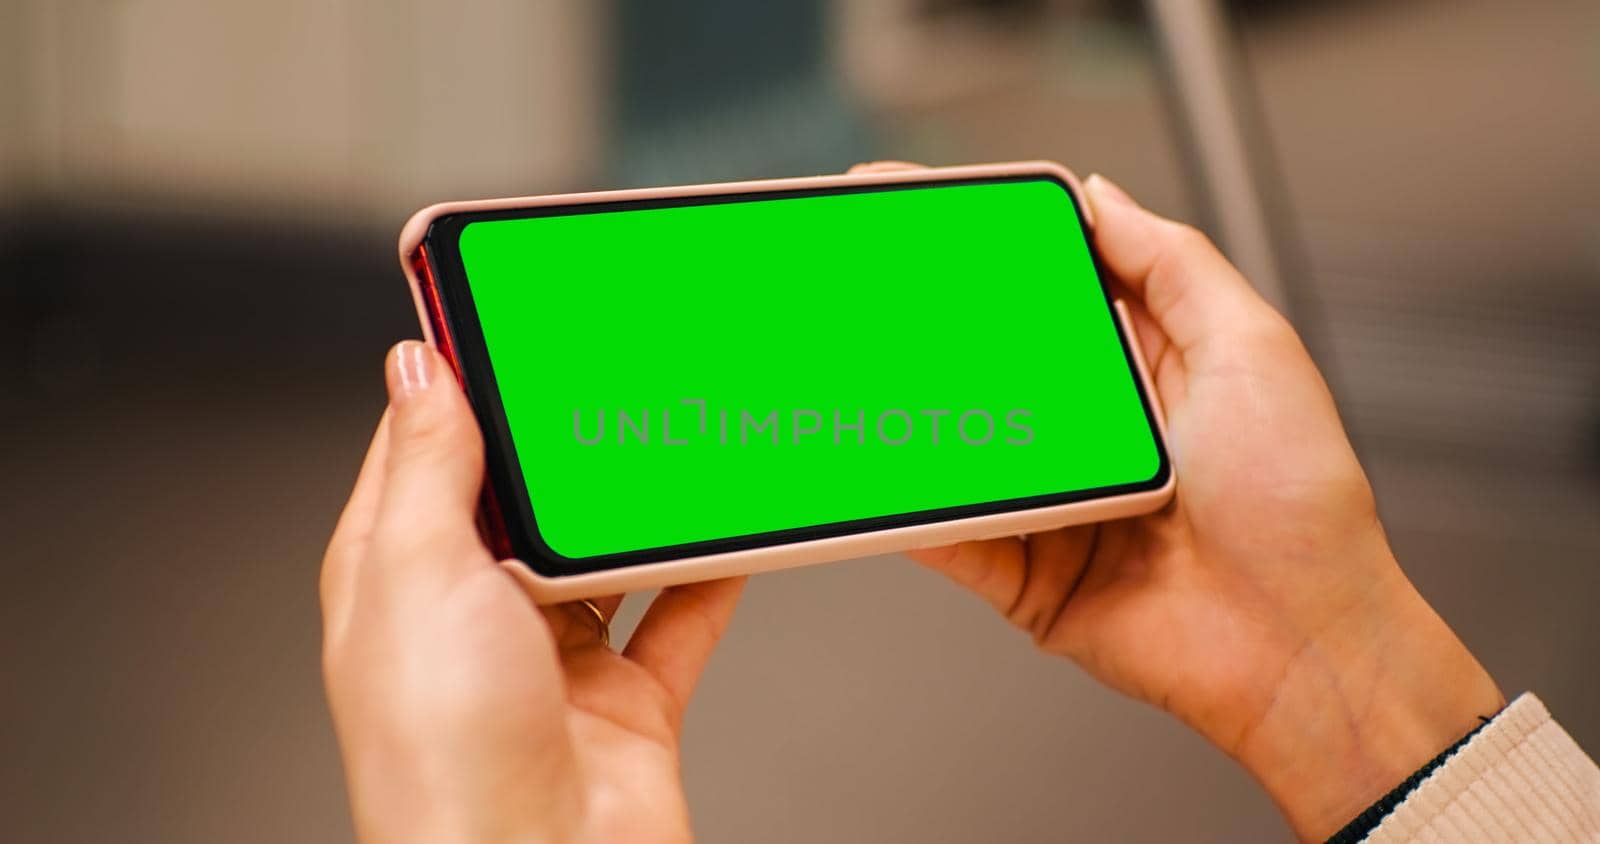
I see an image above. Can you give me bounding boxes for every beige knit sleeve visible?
[1367,693,1600,842]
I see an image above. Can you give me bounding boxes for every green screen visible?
[456,178,1160,560]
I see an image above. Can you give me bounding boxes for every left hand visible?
[321,340,744,843]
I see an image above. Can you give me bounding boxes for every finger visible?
[1012,527,1097,643]
[906,537,1027,618]
[544,599,618,651]
[622,577,746,720]
[908,530,1096,641]
[847,160,927,174]
[493,560,625,648]
[576,594,625,627]
[371,341,487,576]
[1123,296,1167,374]
[1084,174,1284,356]
[1122,295,1187,412]
[549,595,624,651]
[1107,283,1169,383]
[321,412,391,640]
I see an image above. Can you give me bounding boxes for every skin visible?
[322,342,744,843]
[908,174,1504,839]
[321,170,1502,842]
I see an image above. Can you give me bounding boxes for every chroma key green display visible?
[447,177,1165,561]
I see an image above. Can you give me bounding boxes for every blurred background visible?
[2,0,1597,840]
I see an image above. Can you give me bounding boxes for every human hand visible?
[321,341,743,843]
[910,175,1503,840]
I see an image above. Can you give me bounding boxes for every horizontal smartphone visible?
[399,161,1173,602]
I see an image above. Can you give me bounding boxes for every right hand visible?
[910,174,1503,841]
[322,343,744,844]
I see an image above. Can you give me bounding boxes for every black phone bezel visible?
[419,173,1171,577]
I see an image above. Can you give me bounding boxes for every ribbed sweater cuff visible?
[1366,692,1600,842]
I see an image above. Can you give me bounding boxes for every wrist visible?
[1230,561,1503,841]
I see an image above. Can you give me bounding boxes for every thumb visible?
[1084,174,1286,356]
[371,341,488,564]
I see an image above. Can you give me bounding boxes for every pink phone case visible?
[398,161,1175,603]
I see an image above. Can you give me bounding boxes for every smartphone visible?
[399,161,1173,602]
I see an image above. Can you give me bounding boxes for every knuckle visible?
[1166,221,1216,255]
[393,405,460,452]
[1238,309,1302,352]
[391,409,481,469]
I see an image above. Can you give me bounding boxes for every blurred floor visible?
[2,1,1598,842]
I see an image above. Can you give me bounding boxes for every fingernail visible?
[1087,174,1137,210]
[387,341,432,403]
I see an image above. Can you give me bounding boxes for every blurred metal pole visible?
[1144,0,1293,315]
